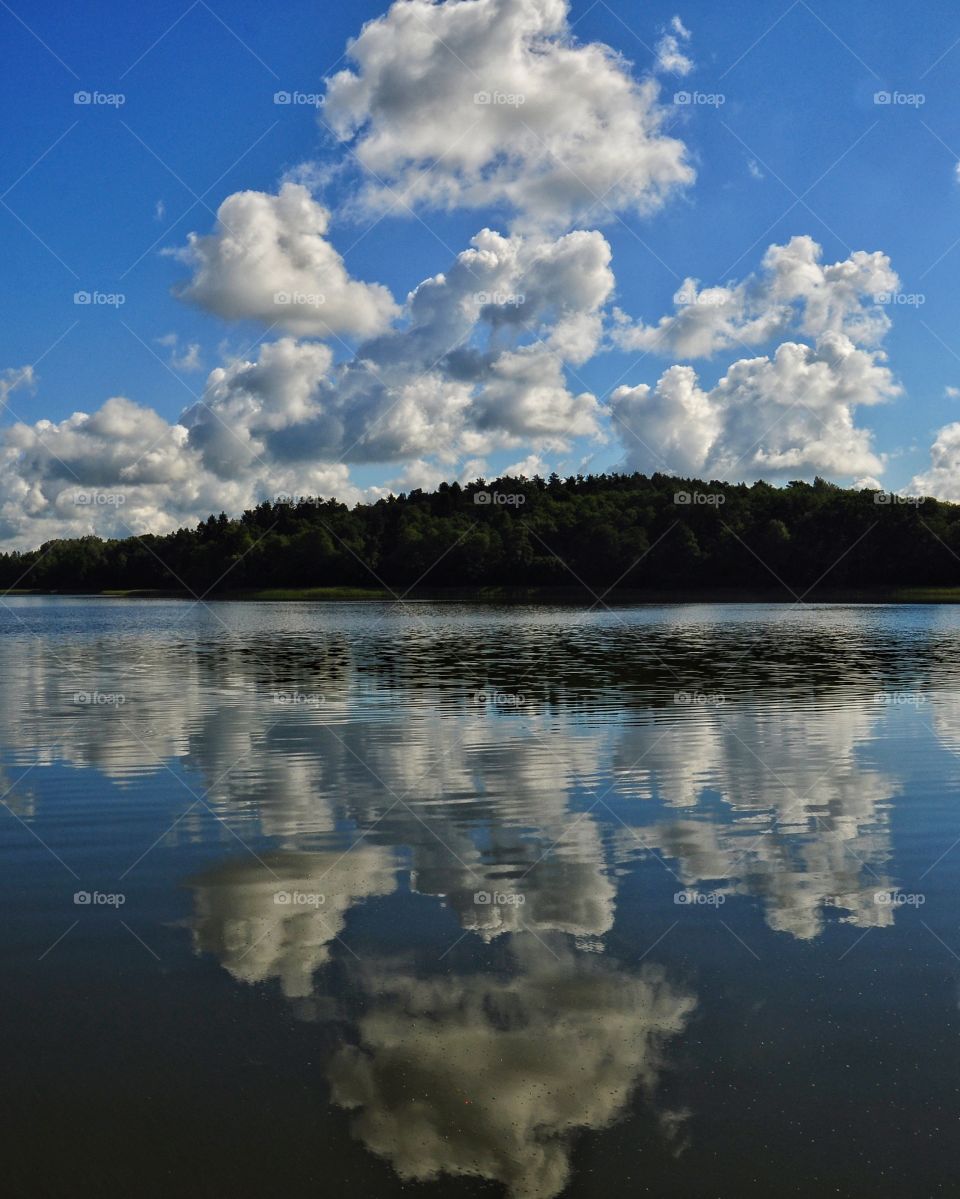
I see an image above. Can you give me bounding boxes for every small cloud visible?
[946,386,960,398]
[174,343,202,372]
[155,333,202,372]
[503,453,548,478]
[748,159,764,180]
[955,162,960,184]
[0,364,36,410]
[280,160,340,193]
[154,199,166,221]
[655,15,694,76]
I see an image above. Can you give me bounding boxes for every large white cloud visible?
[174,183,399,339]
[610,332,898,479]
[606,237,902,481]
[910,421,960,500]
[0,391,357,546]
[0,225,612,547]
[613,236,899,360]
[0,5,923,544]
[183,226,611,473]
[323,0,693,229]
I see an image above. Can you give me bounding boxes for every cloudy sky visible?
[3,0,960,548]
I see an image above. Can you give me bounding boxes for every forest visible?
[1,472,957,597]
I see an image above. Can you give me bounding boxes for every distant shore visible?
[6,585,960,604]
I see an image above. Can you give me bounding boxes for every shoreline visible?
[5,584,960,604]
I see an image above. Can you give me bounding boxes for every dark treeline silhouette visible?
[2,472,958,596]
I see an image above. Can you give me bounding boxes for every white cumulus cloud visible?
[174,183,399,339]
[0,225,614,547]
[611,333,898,480]
[910,422,960,500]
[322,0,693,229]
[613,235,899,359]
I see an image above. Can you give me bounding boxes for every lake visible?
[2,597,959,1196]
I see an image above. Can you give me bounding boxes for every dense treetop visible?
[1,473,956,596]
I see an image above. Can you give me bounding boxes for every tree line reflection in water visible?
[4,601,958,1196]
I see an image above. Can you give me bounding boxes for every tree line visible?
[1,473,957,596]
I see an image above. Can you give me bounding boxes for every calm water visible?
[3,598,960,1196]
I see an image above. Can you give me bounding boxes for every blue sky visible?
[3,0,960,546]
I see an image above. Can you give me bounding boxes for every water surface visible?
[3,598,959,1196]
